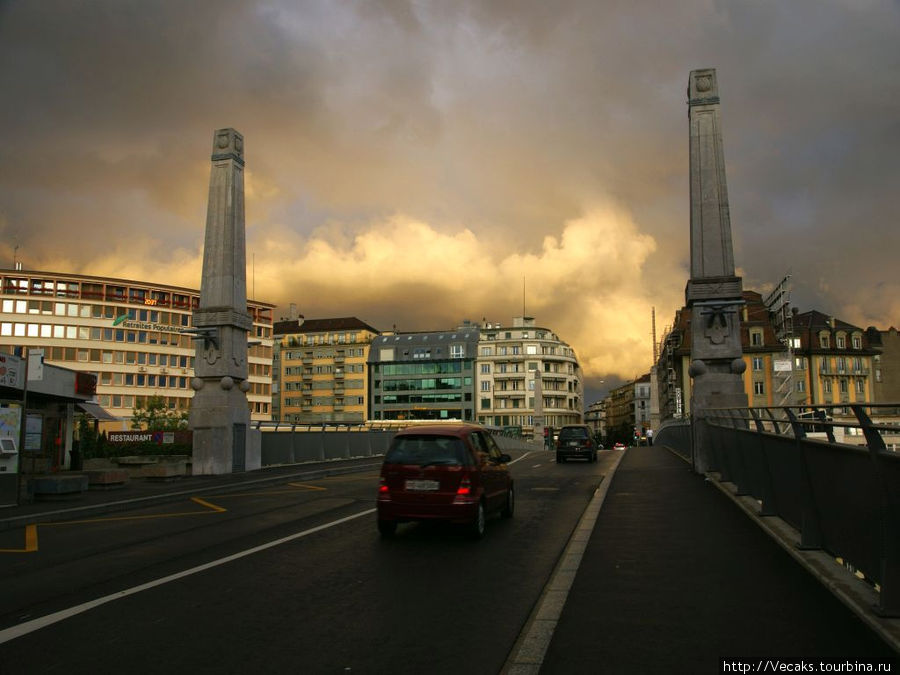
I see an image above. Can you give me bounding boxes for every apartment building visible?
[792,311,878,409]
[476,317,582,429]
[273,317,381,424]
[655,292,884,423]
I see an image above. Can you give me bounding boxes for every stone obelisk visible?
[189,128,257,474]
[685,69,748,473]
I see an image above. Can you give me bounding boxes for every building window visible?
[481,381,491,392]
[753,381,765,396]
[836,335,846,349]
[820,334,830,348]
[840,379,848,394]
[852,335,862,349]
[856,378,865,394]
[750,330,763,346]
[480,363,490,374]
[824,379,832,394]
[752,357,763,371]
[450,344,465,359]
[796,380,806,393]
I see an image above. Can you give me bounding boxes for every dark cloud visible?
[1,0,898,401]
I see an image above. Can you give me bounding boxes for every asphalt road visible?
[0,449,618,674]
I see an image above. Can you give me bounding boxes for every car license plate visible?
[405,479,439,491]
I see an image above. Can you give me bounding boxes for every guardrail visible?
[252,421,540,466]
[678,403,899,617]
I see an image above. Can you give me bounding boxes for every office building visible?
[0,269,275,428]
[369,325,479,422]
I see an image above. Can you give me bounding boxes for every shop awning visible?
[76,401,118,421]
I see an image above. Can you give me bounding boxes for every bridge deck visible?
[540,445,898,673]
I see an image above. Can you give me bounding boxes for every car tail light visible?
[456,475,472,496]
[378,477,389,495]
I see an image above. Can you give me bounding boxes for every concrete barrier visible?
[84,469,130,490]
[31,474,89,500]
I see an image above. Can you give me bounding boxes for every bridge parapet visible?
[670,404,900,617]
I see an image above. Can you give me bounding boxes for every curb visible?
[501,448,627,674]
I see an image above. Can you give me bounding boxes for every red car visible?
[377,424,515,539]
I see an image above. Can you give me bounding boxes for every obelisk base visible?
[190,382,259,474]
[689,364,748,474]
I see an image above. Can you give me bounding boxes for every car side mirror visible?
[498,453,511,464]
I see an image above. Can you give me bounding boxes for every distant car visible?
[555,424,598,463]
[376,424,514,539]
[613,442,626,451]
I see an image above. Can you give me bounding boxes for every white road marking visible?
[504,449,628,673]
[0,508,376,644]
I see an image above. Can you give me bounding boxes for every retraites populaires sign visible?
[113,314,184,334]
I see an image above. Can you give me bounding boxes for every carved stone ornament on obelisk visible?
[189,128,259,475]
[685,69,748,474]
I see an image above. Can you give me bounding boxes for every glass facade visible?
[369,329,479,422]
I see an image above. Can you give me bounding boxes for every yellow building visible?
[0,269,275,429]
[273,317,381,424]
[792,311,877,409]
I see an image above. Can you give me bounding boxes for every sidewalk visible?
[0,456,382,532]
[541,445,899,673]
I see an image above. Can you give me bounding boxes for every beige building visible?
[0,269,275,428]
[273,317,381,424]
[476,316,583,430]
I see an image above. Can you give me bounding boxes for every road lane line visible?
[0,507,376,644]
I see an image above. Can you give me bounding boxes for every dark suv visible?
[555,424,597,463]
[377,424,514,539]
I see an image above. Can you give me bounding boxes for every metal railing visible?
[664,404,899,616]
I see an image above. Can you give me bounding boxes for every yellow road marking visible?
[0,482,329,554]
[287,483,327,491]
[0,525,38,553]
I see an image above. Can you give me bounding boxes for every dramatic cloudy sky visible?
[1,0,898,402]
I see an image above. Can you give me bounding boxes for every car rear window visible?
[559,427,589,440]
[385,435,471,466]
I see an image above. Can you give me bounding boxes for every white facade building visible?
[476,317,583,430]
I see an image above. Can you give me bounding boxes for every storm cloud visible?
[1,0,898,400]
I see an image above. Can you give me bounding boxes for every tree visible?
[131,396,189,431]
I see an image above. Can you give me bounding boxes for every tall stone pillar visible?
[685,69,748,473]
[189,128,256,474]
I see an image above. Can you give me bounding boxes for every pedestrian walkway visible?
[540,445,898,673]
